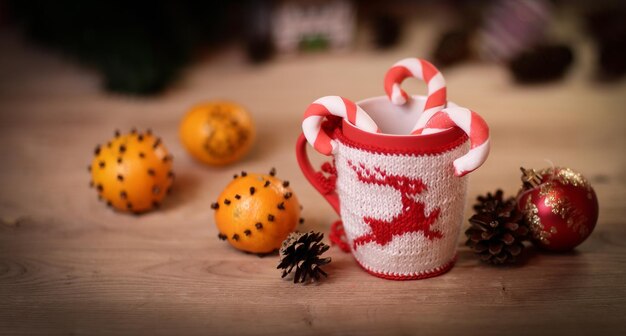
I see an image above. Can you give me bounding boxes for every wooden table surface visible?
[1,20,626,335]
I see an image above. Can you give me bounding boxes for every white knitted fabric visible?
[335,139,469,278]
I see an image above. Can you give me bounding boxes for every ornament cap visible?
[520,167,542,189]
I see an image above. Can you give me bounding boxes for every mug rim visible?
[338,96,467,154]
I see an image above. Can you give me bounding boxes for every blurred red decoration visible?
[518,167,598,252]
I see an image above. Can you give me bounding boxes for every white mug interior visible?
[357,95,457,136]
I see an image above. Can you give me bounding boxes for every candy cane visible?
[414,107,490,177]
[302,96,380,156]
[384,58,447,133]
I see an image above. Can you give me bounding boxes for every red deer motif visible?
[347,161,442,249]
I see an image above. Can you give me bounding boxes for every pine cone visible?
[277,231,331,283]
[465,190,530,265]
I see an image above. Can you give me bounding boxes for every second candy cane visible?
[414,106,490,177]
[384,57,447,134]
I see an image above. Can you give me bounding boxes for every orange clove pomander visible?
[89,129,174,214]
[212,169,303,254]
[179,101,255,167]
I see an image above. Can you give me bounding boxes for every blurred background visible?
[2,0,625,95]
[1,0,625,222]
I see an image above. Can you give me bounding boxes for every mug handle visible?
[296,133,340,215]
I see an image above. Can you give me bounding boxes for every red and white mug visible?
[297,95,476,280]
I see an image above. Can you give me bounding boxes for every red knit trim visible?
[313,161,337,194]
[334,125,468,156]
[354,254,457,281]
[329,220,351,253]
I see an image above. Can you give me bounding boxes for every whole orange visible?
[179,101,255,166]
[89,129,174,213]
[213,170,301,254]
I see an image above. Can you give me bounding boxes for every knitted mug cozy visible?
[297,96,472,280]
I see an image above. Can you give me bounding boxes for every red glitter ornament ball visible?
[518,167,598,251]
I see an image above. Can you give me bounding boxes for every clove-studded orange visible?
[89,129,174,214]
[179,101,255,166]
[212,169,302,254]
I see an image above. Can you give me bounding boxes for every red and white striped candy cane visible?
[384,58,447,133]
[302,96,380,155]
[414,107,490,177]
